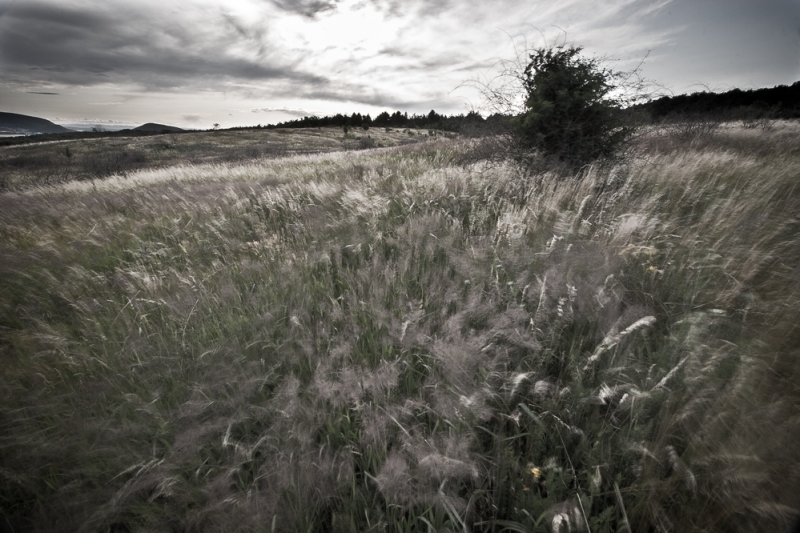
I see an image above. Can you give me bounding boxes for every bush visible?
[513,45,632,166]
[357,135,376,149]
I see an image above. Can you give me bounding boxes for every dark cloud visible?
[415,0,457,17]
[0,1,327,91]
[269,0,341,18]
[370,45,465,71]
[182,115,203,122]
[378,46,409,57]
[28,91,59,95]
[0,1,446,110]
[302,86,419,110]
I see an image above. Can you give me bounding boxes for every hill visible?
[0,111,72,134]
[133,122,184,132]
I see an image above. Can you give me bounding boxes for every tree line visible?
[256,81,799,139]
[261,109,505,133]
[634,81,800,119]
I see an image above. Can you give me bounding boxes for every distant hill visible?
[0,112,72,134]
[133,123,184,132]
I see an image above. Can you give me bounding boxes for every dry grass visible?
[0,127,450,192]
[0,123,798,532]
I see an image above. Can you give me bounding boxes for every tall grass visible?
[1,123,798,532]
[0,127,435,192]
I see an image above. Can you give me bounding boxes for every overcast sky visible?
[1,0,798,130]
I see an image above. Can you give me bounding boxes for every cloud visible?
[182,115,203,122]
[0,0,677,110]
[364,0,455,19]
[0,1,442,109]
[27,91,59,95]
[251,107,314,117]
[1,0,797,129]
[269,0,342,17]
[0,1,328,91]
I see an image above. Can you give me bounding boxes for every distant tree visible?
[636,81,800,120]
[212,123,220,130]
[264,108,498,134]
[373,112,391,127]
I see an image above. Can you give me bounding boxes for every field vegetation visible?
[0,127,446,192]
[1,117,798,532]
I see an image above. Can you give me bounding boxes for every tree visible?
[512,45,632,166]
[373,111,391,127]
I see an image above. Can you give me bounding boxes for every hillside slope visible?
[0,111,72,134]
[133,122,184,132]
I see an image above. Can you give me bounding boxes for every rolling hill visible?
[0,111,72,134]
[133,122,184,132]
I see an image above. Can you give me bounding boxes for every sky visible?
[1,0,798,130]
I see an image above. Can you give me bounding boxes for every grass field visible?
[0,127,450,192]
[1,123,799,532]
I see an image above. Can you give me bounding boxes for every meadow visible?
[0,127,447,192]
[1,122,798,532]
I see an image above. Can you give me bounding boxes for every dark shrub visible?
[513,45,632,167]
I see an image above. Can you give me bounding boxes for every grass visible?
[1,122,799,532]
[0,127,448,192]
